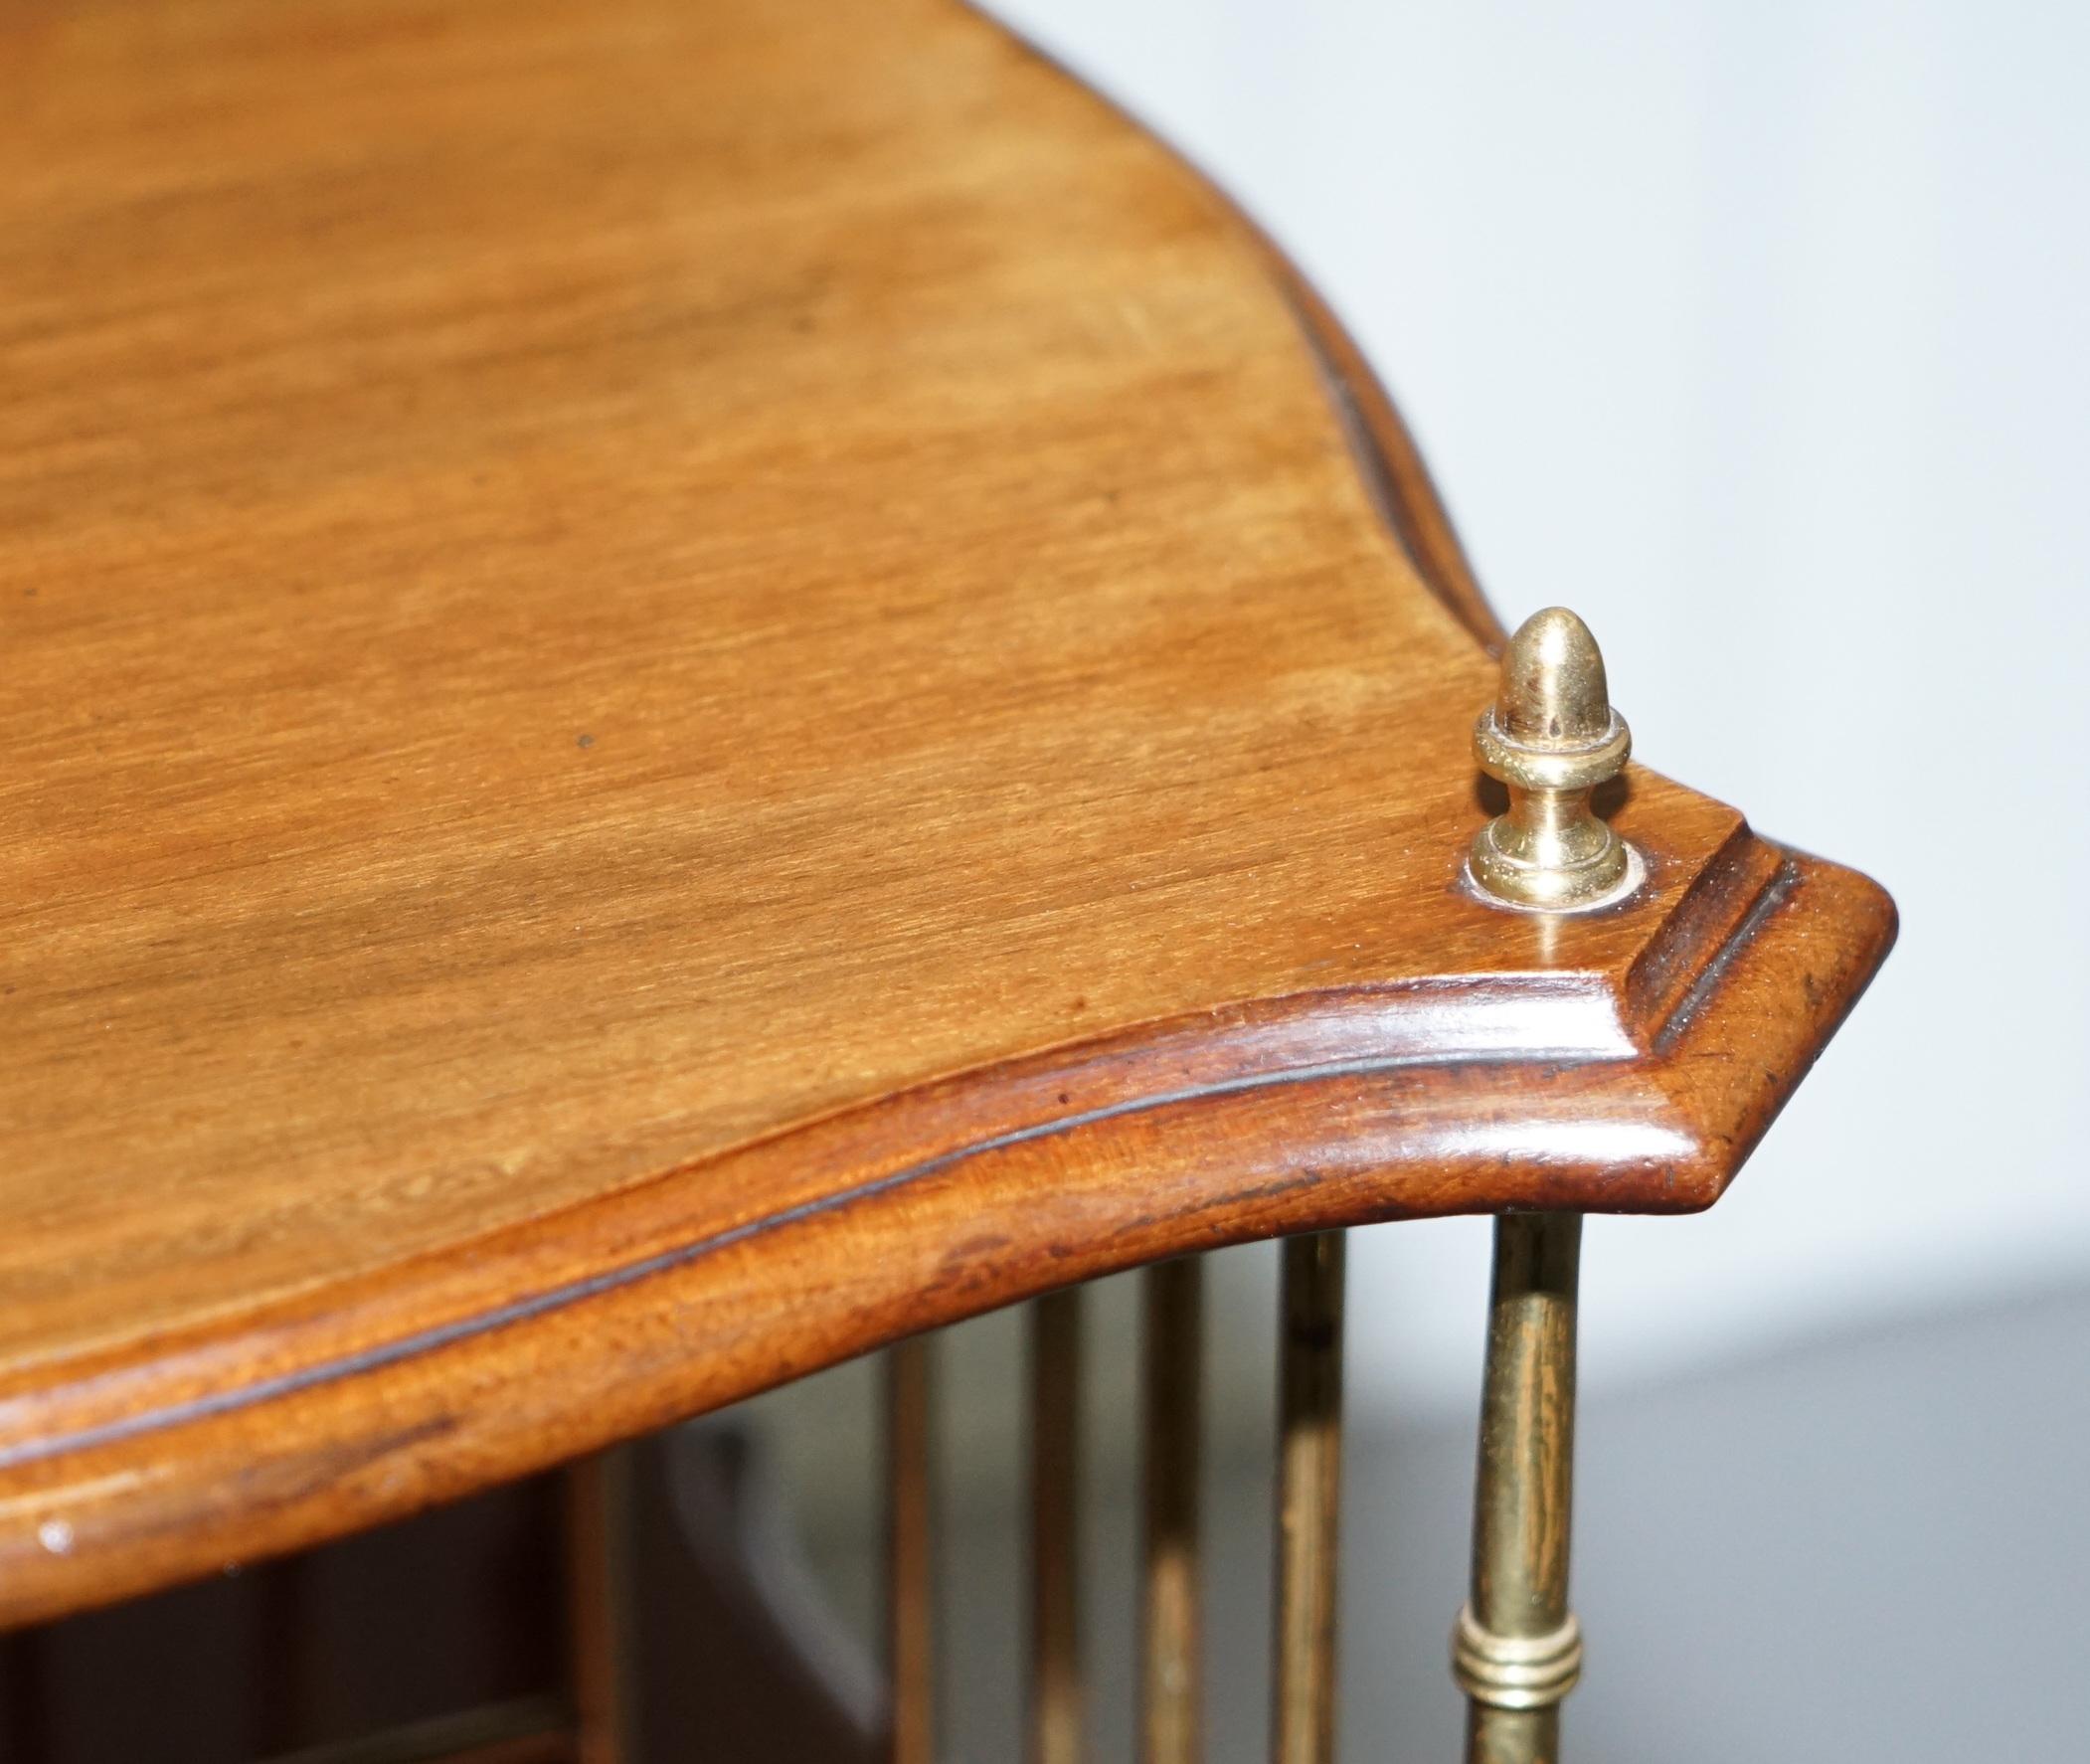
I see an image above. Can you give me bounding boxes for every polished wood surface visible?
[0,0,1892,1625]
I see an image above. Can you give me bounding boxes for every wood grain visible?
[0,0,1892,1625]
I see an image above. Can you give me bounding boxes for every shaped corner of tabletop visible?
[0,0,1896,1629]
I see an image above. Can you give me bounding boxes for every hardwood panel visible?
[0,0,1893,1624]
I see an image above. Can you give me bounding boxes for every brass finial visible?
[1467,608,1640,912]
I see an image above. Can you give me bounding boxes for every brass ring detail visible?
[1471,706,1631,795]
[1450,1605,1584,1711]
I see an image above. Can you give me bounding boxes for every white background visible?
[982,0,2090,1415]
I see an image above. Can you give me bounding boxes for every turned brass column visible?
[563,1450,636,1764]
[886,1336,937,1764]
[1030,1288,1086,1764]
[1273,1232,1344,1764]
[1141,1258,1204,1764]
[1452,606,1620,1756]
[1455,1213,1584,1764]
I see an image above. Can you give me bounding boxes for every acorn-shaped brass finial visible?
[1467,608,1639,912]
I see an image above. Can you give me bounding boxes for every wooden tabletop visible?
[0,0,1892,1624]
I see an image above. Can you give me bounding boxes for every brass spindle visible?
[562,1451,635,1764]
[1140,1258,1204,1764]
[1455,1213,1584,1764]
[1029,1288,1086,1764]
[1272,1232,1344,1764]
[885,1335,938,1764]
